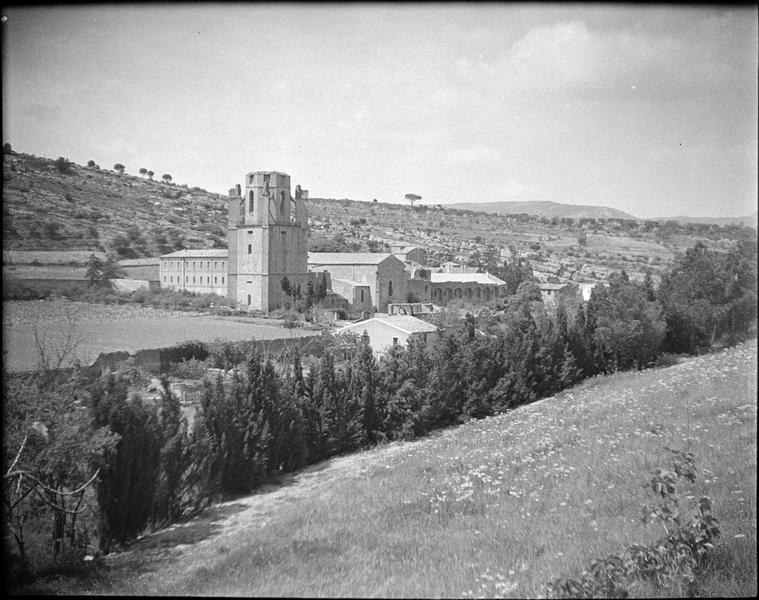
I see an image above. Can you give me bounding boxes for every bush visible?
[545,449,720,598]
[55,157,72,174]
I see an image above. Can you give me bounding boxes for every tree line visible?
[3,239,756,580]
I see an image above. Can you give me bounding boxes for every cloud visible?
[442,145,500,164]
[452,20,734,98]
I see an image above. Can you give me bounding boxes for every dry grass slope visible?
[45,339,757,598]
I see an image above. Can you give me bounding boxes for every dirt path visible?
[89,442,408,595]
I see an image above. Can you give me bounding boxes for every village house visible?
[334,314,438,356]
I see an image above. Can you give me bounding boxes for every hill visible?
[659,212,758,229]
[4,150,755,286]
[34,340,757,597]
[446,200,637,220]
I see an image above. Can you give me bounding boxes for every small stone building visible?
[334,314,438,356]
[390,245,426,265]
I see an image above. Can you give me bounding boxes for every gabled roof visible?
[376,314,438,334]
[430,272,506,285]
[308,252,401,266]
[160,249,229,259]
[337,314,438,335]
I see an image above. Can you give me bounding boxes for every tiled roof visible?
[338,314,438,335]
[430,272,506,285]
[308,252,397,265]
[376,314,438,334]
[160,249,229,259]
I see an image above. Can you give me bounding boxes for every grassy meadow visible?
[44,340,756,597]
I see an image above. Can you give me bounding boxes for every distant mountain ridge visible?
[656,212,757,229]
[445,201,638,220]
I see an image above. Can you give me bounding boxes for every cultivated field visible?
[2,300,320,372]
[47,339,756,597]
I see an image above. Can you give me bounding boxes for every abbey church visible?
[158,170,509,312]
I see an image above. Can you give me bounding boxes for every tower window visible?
[388,280,393,297]
[248,244,252,254]
[247,294,251,305]
[193,276,196,283]
[214,276,217,284]
[360,289,364,303]
[249,190,255,213]
[222,276,225,284]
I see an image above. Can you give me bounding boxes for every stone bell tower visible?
[227,171,308,311]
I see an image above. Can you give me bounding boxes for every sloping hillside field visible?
[50,341,756,597]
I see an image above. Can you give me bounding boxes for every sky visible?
[2,3,757,219]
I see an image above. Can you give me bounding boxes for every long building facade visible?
[159,249,228,296]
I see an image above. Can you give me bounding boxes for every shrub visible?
[545,448,720,598]
[55,157,72,174]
